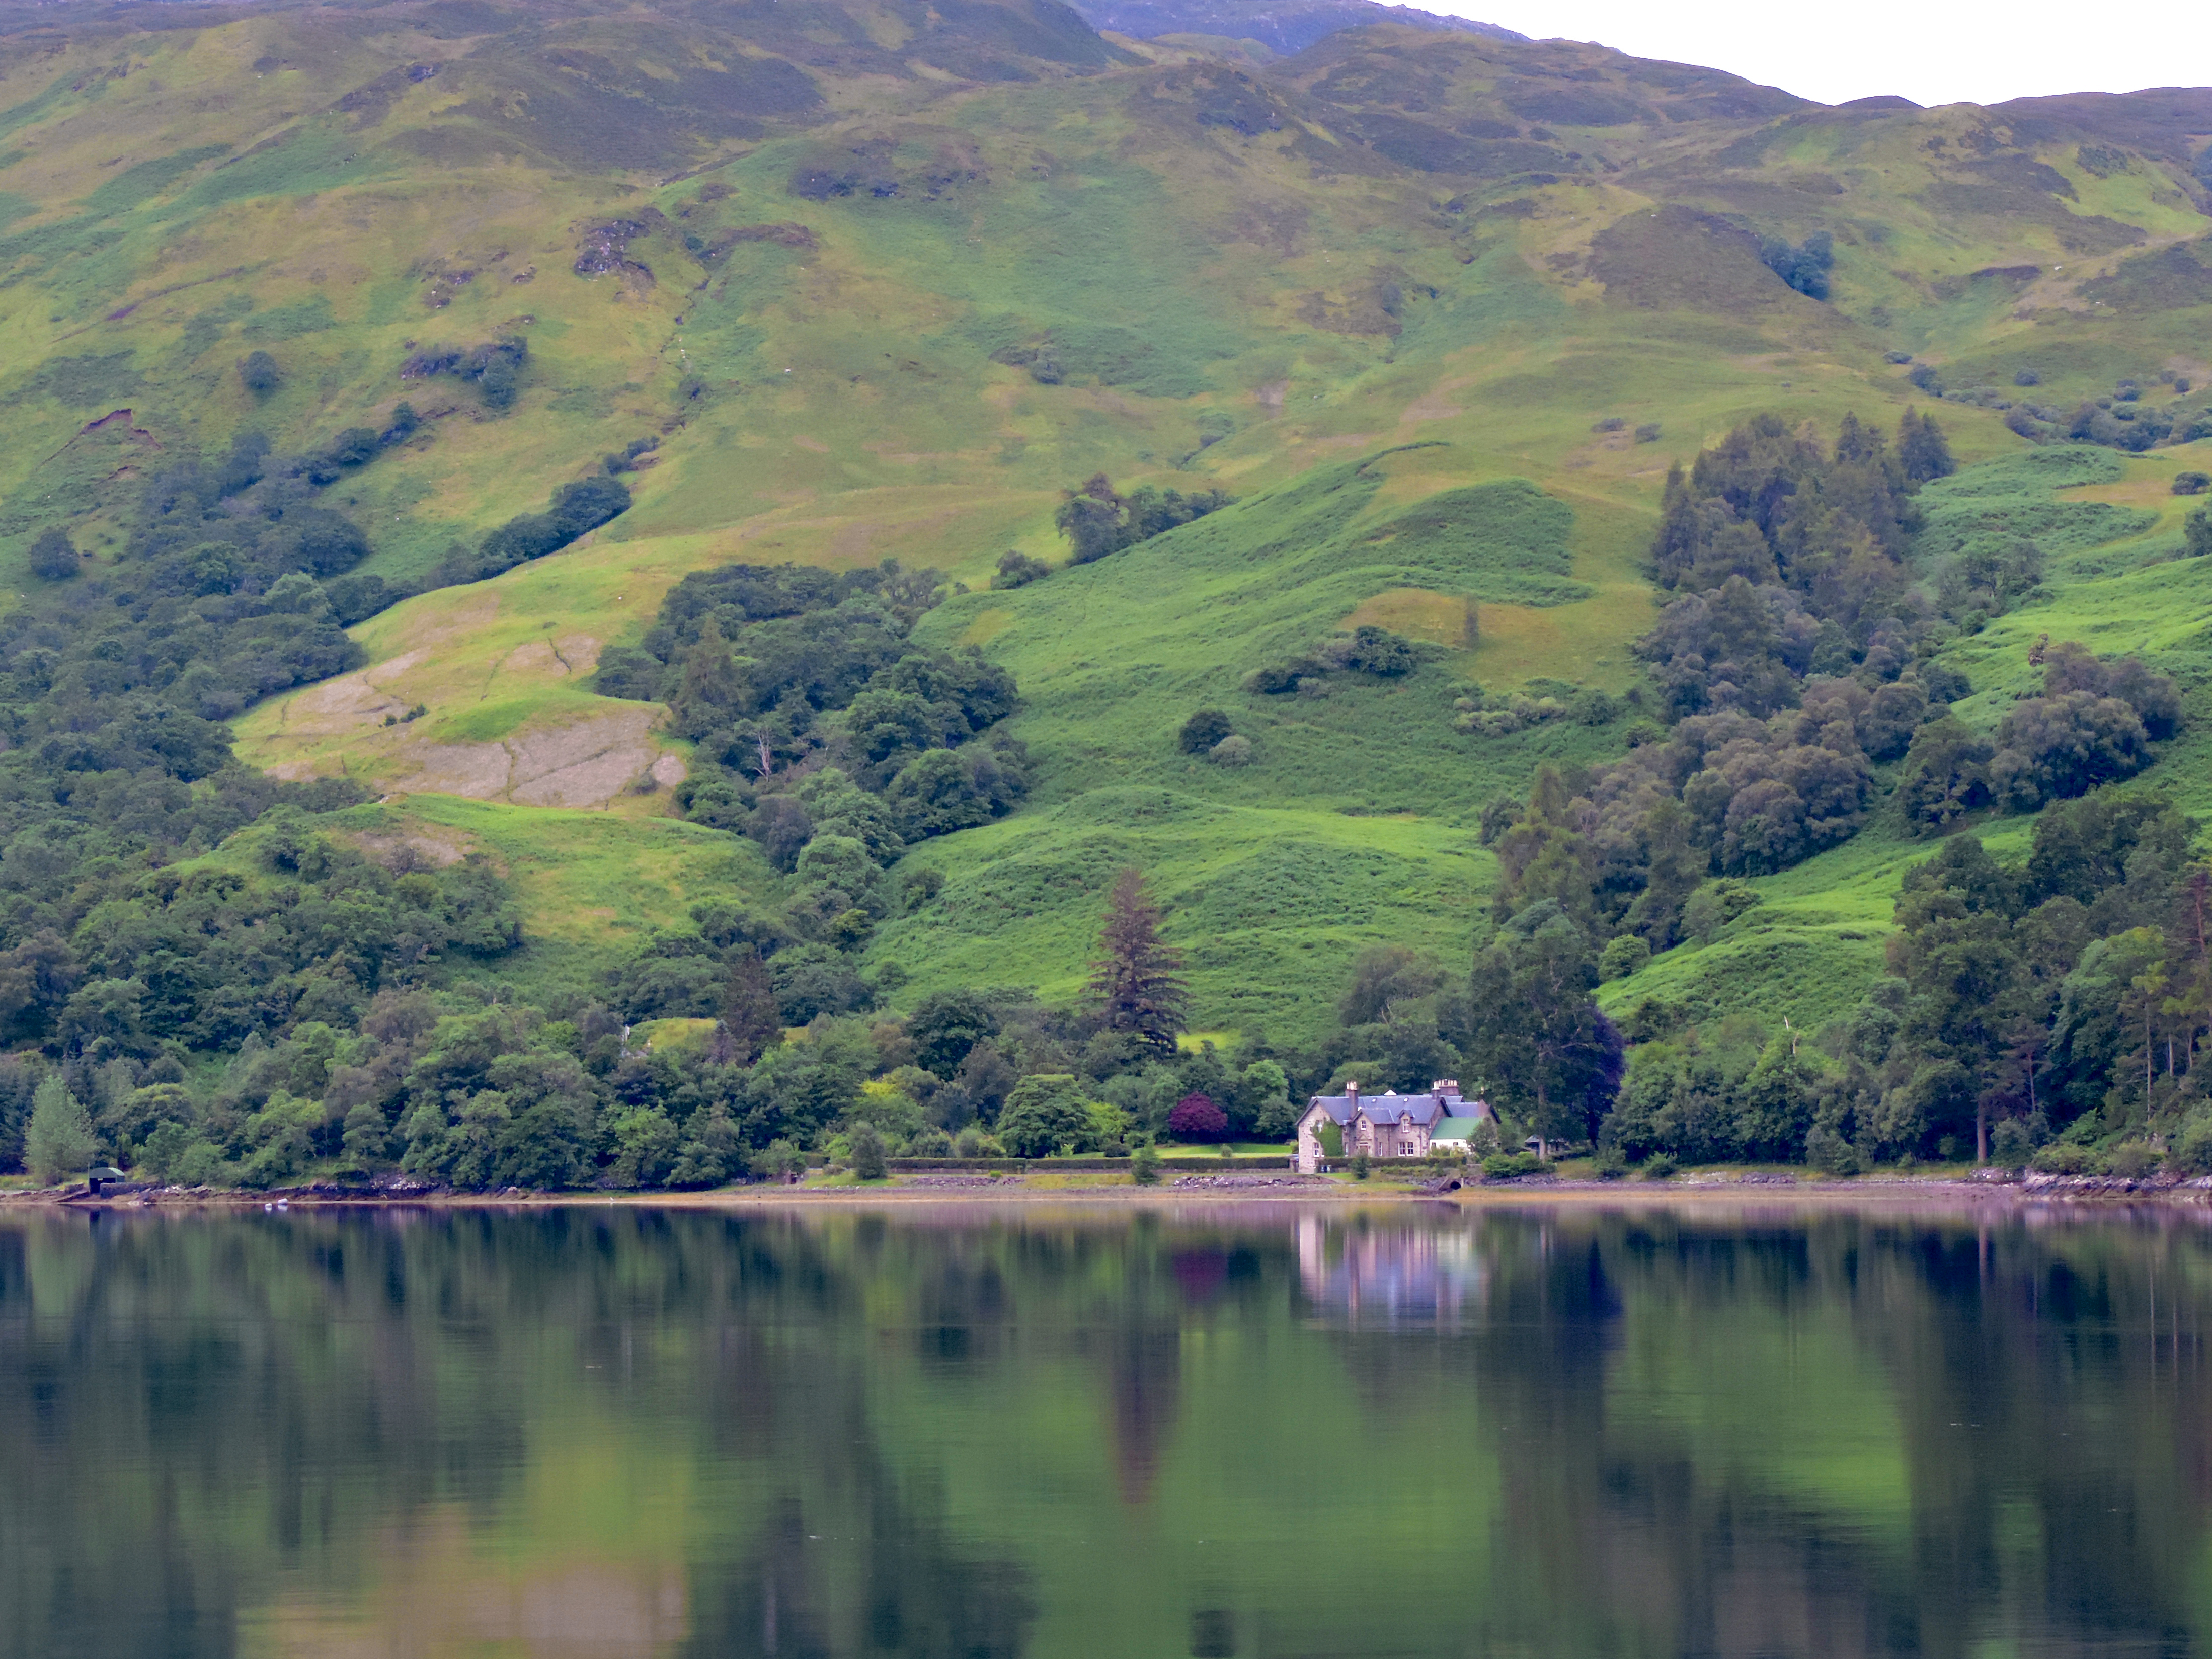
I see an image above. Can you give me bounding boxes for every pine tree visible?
[717,949,783,1065]
[1897,407,1955,484]
[1651,463,1700,588]
[1086,868,1189,1053]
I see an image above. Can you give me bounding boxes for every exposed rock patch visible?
[389,707,665,809]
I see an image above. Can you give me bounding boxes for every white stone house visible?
[1295,1079,1489,1173]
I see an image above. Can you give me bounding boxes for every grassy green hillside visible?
[4,0,2212,1054]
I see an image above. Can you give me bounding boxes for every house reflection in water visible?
[1295,1216,1486,1329]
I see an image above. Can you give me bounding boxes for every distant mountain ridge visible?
[1065,0,1523,55]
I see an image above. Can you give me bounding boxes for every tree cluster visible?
[1242,624,1417,696]
[1053,474,1230,564]
[1831,793,2208,1170]
[1759,230,1834,300]
[596,560,1028,872]
[1898,641,2179,831]
[1477,415,2176,968]
[401,335,529,412]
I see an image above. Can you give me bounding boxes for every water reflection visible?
[4,1204,2212,1657]
[1295,1212,1487,1328]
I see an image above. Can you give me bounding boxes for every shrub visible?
[1598,933,1650,981]
[1131,1142,1161,1184]
[992,550,1052,589]
[1634,423,1662,443]
[327,427,379,468]
[1179,708,1234,753]
[2172,1116,2212,1175]
[1806,1124,1860,1175]
[239,350,281,397]
[2109,1141,2162,1179]
[1351,1151,1371,1179]
[1907,362,1943,394]
[2029,1142,2101,1175]
[26,528,77,581]
[749,1138,808,1181]
[1168,1091,1228,1140]
[1209,735,1253,767]
[1340,625,1414,677]
[1989,1117,2035,1167]
[1641,1152,1678,1179]
[2190,507,2212,559]
[477,354,521,410]
[2174,471,2211,496]
[1243,658,1323,695]
[1482,1151,1544,1179]
[2014,368,2041,386]
[1593,416,1626,432]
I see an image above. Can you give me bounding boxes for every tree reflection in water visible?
[1,1204,2209,1657]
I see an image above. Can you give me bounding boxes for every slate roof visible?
[1307,1089,1452,1128]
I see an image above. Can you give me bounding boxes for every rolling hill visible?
[1,0,2210,1152]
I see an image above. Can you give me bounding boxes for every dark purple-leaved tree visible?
[1168,1092,1227,1141]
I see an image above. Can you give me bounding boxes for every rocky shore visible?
[12,1167,2212,1209]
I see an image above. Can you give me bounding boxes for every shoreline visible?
[9,1171,2212,1212]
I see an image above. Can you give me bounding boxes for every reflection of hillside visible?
[1295,1216,1486,1328]
[249,1516,689,1658]
[12,1210,2212,1656]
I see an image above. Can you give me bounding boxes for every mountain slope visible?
[0,0,2209,1053]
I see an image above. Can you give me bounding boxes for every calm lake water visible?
[4,1200,2210,1658]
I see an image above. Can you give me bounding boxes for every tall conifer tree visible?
[716,949,782,1065]
[1087,868,1189,1053]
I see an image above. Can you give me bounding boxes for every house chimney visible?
[1435,1078,1461,1103]
[1345,1079,1359,1109]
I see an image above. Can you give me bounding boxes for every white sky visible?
[1436,1,2212,110]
